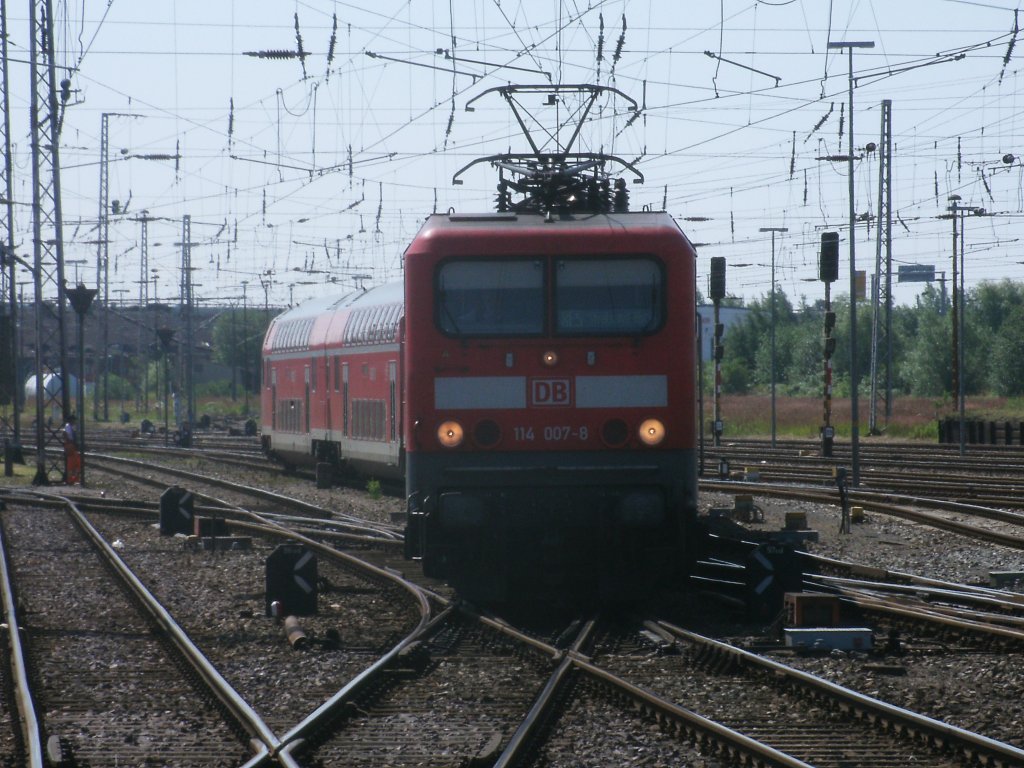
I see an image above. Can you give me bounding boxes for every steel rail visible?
[846,488,1024,526]
[805,552,1024,606]
[46,476,403,548]
[808,574,1024,617]
[713,436,1024,460]
[88,452,336,519]
[701,479,1024,549]
[735,468,1024,503]
[486,614,816,768]
[274,604,451,762]
[202,494,438,763]
[570,654,815,768]
[63,486,404,545]
[1,487,437,768]
[656,620,1024,767]
[835,592,1024,645]
[492,618,597,768]
[0,505,45,767]
[21,490,281,765]
[87,453,398,534]
[812,578,1024,640]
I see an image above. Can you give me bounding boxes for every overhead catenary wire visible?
[9,2,1024,308]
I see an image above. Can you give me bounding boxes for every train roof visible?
[415,209,687,234]
[272,281,403,323]
[406,210,695,255]
[264,280,403,353]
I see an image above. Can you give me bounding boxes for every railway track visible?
[82,448,1024,651]
[0,486,434,766]
[78,430,1024,511]
[705,438,1024,503]
[83,448,1024,653]
[0,494,260,765]
[1,442,1022,765]
[701,478,1024,549]
[801,555,1024,648]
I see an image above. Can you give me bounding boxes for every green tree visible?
[897,286,950,396]
[779,315,828,396]
[211,308,273,392]
[988,304,1024,395]
[721,292,771,388]
[971,279,1024,334]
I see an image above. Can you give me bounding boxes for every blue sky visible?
[5,0,1024,309]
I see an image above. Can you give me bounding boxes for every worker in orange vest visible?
[63,414,81,485]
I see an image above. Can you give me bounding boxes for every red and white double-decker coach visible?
[260,282,404,485]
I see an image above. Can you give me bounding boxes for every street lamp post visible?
[66,283,97,485]
[0,245,22,454]
[241,280,249,417]
[759,226,788,448]
[946,197,984,457]
[828,39,874,486]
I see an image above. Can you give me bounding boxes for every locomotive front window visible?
[437,260,545,336]
[555,258,664,335]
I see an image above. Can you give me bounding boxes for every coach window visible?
[437,259,544,336]
[554,257,664,335]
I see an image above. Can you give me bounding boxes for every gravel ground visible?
[8,457,1024,762]
[246,475,1024,752]
[700,487,1024,751]
[701,489,1024,584]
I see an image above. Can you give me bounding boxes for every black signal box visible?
[265,543,318,616]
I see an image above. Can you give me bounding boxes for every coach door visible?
[388,360,398,442]
[271,367,277,430]
[342,362,350,435]
[304,365,311,433]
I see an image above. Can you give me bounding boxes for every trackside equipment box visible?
[784,628,873,652]
[784,592,842,627]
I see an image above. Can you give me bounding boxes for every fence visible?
[937,418,1024,446]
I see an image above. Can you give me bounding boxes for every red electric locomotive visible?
[262,84,700,602]
[402,209,698,601]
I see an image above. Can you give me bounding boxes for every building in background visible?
[696,305,749,362]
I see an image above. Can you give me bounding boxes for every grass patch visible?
[0,461,37,487]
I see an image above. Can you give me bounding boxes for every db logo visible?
[530,378,572,406]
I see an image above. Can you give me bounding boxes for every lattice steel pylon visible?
[869,99,893,435]
[94,112,110,422]
[135,213,152,413]
[180,214,195,429]
[29,0,72,484]
[1,0,21,449]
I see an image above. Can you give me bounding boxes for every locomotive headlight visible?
[638,418,666,446]
[437,420,465,448]
[542,350,558,367]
